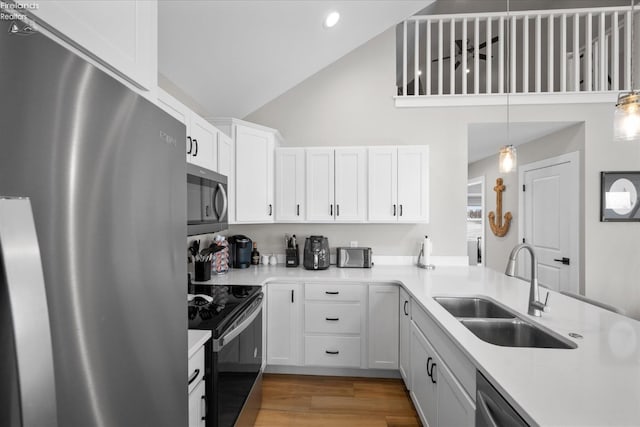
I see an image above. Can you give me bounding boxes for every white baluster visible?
[403,20,408,95]
[613,11,619,91]
[600,12,606,91]
[499,16,505,93]
[574,13,580,92]
[451,18,456,95]
[625,10,631,90]
[438,19,443,95]
[426,19,432,95]
[463,18,468,94]
[487,17,492,94]
[475,17,480,94]
[536,15,542,93]
[561,14,567,92]
[511,15,517,93]
[415,20,420,96]
[523,15,529,93]
[548,14,554,92]
[587,12,593,91]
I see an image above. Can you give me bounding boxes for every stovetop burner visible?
[188,284,262,337]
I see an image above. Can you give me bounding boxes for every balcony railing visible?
[396,6,634,106]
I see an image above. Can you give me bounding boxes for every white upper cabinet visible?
[397,146,429,223]
[188,115,217,171]
[334,148,367,221]
[368,146,429,223]
[156,89,217,171]
[19,0,157,90]
[306,148,335,222]
[217,132,234,223]
[275,148,305,222]
[368,147,399,222]
[235,124,275,223]
[306,148,366,223]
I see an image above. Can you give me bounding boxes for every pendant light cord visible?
[506,0,510,147]
[632,0,635,92]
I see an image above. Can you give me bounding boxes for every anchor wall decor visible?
[488,178,512,237]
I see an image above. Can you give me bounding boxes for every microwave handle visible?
[343,250,350,266]
[213,183,228,221]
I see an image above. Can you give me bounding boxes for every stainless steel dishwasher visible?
[476,371,529,426]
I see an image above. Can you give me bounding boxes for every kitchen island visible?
[195,264,640,426]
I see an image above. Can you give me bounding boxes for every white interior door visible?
[520,153,579,294]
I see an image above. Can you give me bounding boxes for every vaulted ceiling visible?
[158,1,434,118]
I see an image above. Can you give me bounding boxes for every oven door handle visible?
[212,295,263,352]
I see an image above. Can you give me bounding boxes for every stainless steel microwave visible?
[187,164,228,236]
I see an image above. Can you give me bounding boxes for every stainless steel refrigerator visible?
[0,20,187,427]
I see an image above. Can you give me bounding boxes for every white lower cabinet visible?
[368,284,399,369]
[399,287,411,389]
[188,345,206,427]
[410,317,475,427]
[304,336,361,367]
[266,283,302,365]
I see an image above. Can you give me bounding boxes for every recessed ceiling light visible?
[324,11,340,28]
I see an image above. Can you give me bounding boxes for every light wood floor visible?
[255,374,422,427]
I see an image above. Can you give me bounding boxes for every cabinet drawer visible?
[305,283,362,302]
[412,303,475,399]
[188,345,205,394]
[305,303,361,334]
[304,336,361,367]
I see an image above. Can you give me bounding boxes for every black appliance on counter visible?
[228,235,252,269]
[303,235,330,270]
[188,284,264,427]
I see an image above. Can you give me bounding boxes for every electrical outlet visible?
[350,241,358,247]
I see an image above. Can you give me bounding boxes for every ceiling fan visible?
[433,36,499,70]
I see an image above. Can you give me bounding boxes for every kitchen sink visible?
[434,296,515,319]
[459,318,577,349]
[433,295,577,349]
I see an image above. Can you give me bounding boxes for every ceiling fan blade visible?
[455,39,463,53]
[478,36,500,50]
[455,61,461,69]
[432,56,452,62]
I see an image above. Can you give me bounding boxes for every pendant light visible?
[613,0,640,141]
[499,0,517,173]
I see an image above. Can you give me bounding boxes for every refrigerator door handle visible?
[0,197,58,426]
[213,183,228,221]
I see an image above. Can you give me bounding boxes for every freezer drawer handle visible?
[188,369,200,385]
[325,350,339,355]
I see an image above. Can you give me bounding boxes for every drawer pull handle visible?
[325,350,339,355]
[188,368,200,385]
[325,291,339,295]
[325,317,339,321]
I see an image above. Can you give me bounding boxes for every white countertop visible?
[194,264,640,427]
[188,330,211,359]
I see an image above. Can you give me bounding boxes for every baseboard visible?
[265,365,401,378]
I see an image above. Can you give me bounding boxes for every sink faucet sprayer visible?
[505,243,550,317]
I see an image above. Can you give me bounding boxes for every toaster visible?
[336,247,373,268]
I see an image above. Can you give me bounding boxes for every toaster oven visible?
[336,247,373,268]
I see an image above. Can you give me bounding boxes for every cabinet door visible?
[368,147,398,222]
[20,0,157,90]
[368,284,399,369]
[399,288,411,389]
[397,146,429,223]
[334,148,367,221]
[188,380,206,427]
[306,148,335,222]
[156,89,191,160]
[275,148,305,222]
[266,283,301,365]
[436,363,475,427]
[189,115,217,171]
[411,322,438,427]
[235,125,275,223]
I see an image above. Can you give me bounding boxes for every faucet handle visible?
[540,292,551,313]
[544,291,550,306]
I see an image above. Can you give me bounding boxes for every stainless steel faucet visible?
[505,243,550,317]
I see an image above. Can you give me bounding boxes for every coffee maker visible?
[228,235,252,269]
[303,236,330,270]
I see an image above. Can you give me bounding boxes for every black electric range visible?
[187,283,264,427]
